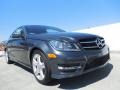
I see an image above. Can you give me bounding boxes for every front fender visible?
[28,39,53,60]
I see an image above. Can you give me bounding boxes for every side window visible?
[11,28,23,38]
[46,29,60,33]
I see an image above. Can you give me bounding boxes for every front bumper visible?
[47,45,110,79]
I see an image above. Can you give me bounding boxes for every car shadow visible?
[13,62,113,89]
[13,62,33,73]
[57,63,113,89]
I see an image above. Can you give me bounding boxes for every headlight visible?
[49,40,80,51]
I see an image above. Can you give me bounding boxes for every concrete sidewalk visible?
[0,53,120,90]
[0,51,4,57]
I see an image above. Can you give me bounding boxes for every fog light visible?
[48,53,57,59]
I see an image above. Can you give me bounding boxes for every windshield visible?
[26,26,65,35]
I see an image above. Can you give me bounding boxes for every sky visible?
[0,0,120,41]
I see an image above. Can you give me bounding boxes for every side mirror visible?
[12,34,24,39]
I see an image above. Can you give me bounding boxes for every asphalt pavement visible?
[0,52,120,90]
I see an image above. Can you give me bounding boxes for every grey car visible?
[5,25,110,84]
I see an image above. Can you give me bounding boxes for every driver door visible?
[11,27,29,65]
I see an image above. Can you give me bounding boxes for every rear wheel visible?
[31,50,52,85]
[5,50,13,64]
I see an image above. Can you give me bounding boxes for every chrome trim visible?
[96,38,105,48]
[101,39,104,42]
[80,41,96,43]
[58,66,82,70]
[80,39,105,44]
[83,46,98,48]
[80,38,105,49]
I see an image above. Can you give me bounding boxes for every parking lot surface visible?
[0,52,120,90]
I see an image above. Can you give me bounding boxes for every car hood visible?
[27,32,99,42]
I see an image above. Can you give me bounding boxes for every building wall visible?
[75,23,120,51]
[0,45,5,51]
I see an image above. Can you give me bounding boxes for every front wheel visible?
[31,50,52,85]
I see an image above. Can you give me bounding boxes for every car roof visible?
[22,25,52,28]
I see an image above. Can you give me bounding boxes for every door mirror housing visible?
[12,34,25,39]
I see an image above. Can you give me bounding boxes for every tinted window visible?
[11,27,25,38]
[11,28,23,38]
[26,26,65,35]
[13,28,22,35]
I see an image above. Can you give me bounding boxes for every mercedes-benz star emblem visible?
[96,38,103,48]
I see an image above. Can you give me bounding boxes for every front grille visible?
[84,54,110,71]
[79,37,105,50]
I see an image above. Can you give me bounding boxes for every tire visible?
[31,50,52,85]
[5,50,13,64]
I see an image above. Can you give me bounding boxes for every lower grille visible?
[84,54,110,71]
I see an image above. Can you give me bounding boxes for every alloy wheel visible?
[32,54,46,80]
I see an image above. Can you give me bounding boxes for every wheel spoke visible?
[40,70,45,79]
[37,56,43,65]
[40,63,45,69]
[33,59,38,66]
[34,66,39,76]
